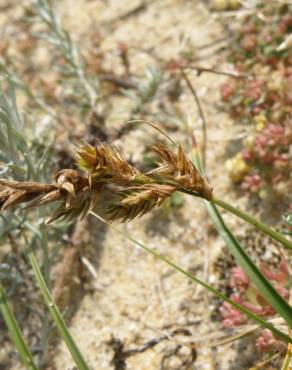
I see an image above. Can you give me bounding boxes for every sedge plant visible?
[0,64,291,365]
[0,3,290,369]
[0,128,291,346]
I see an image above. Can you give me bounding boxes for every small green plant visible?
[34,0,98,111]
[124,67,162,115]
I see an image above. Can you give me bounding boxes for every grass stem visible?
[0,282,38,370]
[90,211,292,344]
[212,197,292,250]
[178,188,292,250]
[26,246,90,370]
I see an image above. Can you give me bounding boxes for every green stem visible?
[213,197,292,250]
[26,246,90,370]
[203,200,292,328]
[90,211,292,344]
[177,188,292,250]
[38,223,50,367]
[0,282,38,370]
[38,314,50,368]
[185,152,292,327]
[134,169,291,250]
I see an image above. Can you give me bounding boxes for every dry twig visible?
[180,69,208,170]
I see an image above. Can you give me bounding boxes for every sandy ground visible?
[0,1,275,369]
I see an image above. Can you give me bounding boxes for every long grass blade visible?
[178,188,292,251]
[213,197,292,250]
[26,247,90,370]
[190,150,292,328]
[204,201,292,327]
[0,282,38,370]
[90,211,292,344]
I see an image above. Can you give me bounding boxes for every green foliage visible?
[0,63,88,369]
[34,0,98,109]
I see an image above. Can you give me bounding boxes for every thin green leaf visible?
[26,246,90,370]
[190,150,292,328]
[0,282,38,370]
[213,197,292,250]
[90,211,292,344]
[205,201,292,327]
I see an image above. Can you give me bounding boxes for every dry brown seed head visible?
[107,184,175,222]
[0,179,57,211]
[0,179,57,193]
[47,184,100,223]
[148,144,213,200]
[1,135,213,222]
[75,141,139,185]
[0,169,100,223]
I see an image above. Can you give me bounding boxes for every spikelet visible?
[148,144,213,200]
[1,135,214,224]
[0,179,58,211]
[107,184,175,222]
[0,170,100,223]
[75,141,144,186]
[43,170,100,223]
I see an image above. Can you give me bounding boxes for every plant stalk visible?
[90,211,292,344]
[26,246,90,370]
[212,197,292,250]
[177,188,292,250]
[0,282,38,370]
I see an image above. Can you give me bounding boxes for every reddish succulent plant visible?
[221,7,291,200]
[220,259,291,351]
